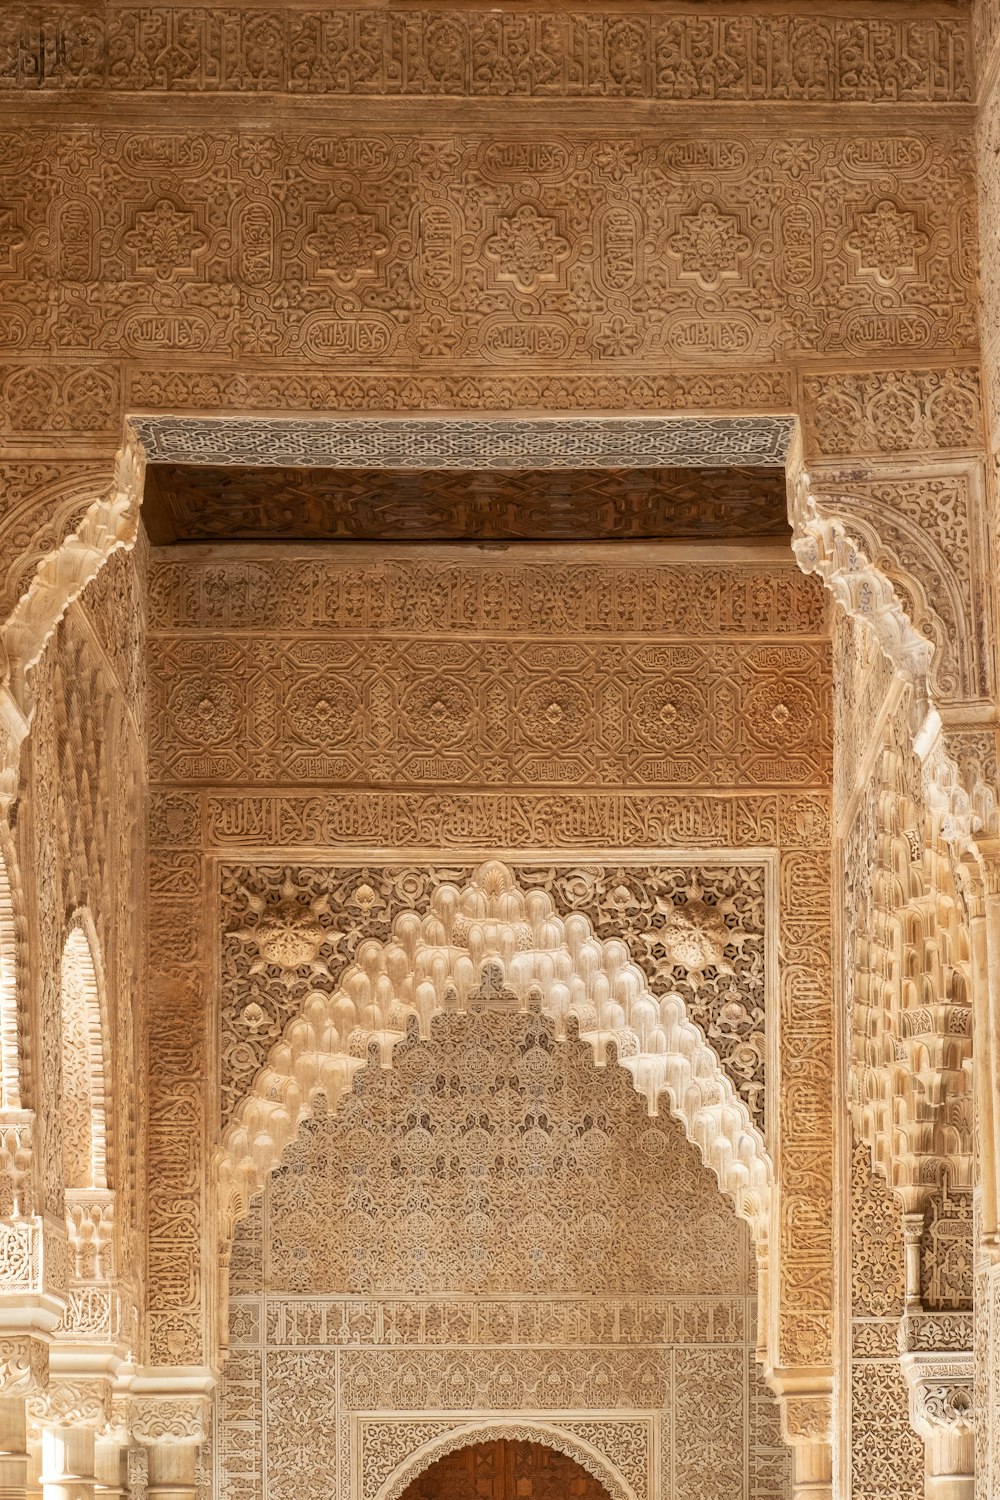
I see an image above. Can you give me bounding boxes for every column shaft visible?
[39,1426,95,1500]
[0,1397,26,1500]
[791,1441,832,1500]
[146,1443,197,1500]
[93,1440,126,1500]
[924,1429,975,1499]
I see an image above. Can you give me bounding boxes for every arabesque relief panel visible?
[145,551,833,1403]
[0,127,976,370]
[216,1009,790,1500]
[0,0,990,1486]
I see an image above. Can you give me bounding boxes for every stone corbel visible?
[899,1351,974,1500]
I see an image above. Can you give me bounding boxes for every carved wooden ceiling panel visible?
[142,463,789,542]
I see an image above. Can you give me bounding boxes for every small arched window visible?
[58,922,108,1191]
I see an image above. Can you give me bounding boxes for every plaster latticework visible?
[218,1008,789,1500]
[218,861,771,1256]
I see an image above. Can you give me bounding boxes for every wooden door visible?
[400,1438,612,1500]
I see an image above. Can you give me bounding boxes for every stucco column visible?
[145,1444,198,1500]
[777,1391,832,1500]
[24,1430,41,1500]
[0,1337,49,1500]
[38,1425,96,1500]
[93,1436,126,1500]
[27,1380,109,1500]
[789,1442,832,1500]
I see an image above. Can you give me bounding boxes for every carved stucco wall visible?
[974,0,1000,1492]
[145,551,834,1397]
[216,1008,790,1500]
[0,3,992,1488]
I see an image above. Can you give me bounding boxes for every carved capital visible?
[973,836,1000,896]
[27,1377,111,1430]
[130,1396,210,1447]
[778,1392,833,1447]
[0,1335,47,1396]
[901,1351,974,1440]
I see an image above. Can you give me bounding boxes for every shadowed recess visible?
[142,463,790,543]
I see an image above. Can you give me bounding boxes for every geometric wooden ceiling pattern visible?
[142,463,789,543]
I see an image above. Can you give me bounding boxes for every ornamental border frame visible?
[367,1414,644,1500]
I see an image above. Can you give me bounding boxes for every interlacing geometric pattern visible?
[219,1005,787,1500]
[0,0,998,1482]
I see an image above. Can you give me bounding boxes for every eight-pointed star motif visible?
[230,875,342,985]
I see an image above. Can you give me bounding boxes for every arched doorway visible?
[398,1439,612,1500]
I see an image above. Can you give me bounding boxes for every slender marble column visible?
[144,1443,197,1500]
[38,1425,96,1500]
[0,1398,27,1500]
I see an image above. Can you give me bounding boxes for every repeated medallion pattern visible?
[0,129,976,366]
